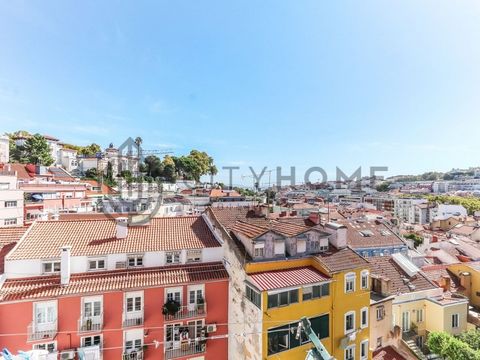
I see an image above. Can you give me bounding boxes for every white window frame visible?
[360,307,368,329]
[127,254,144,267]
[360,340,368,360]
[416,308,424,323]
[187,284,205,309]
[88,258,106,271]
[42,260,61,274]
[452,313,459,328]
[33,341,57,353]
[5,201,17,208]
[345,311,355,335]
[34,300,57,327]
[344,345,355,360]
[4,218,17,226]
[376,306,384,321]
[186,249,202,263]
[82,295,103,318]
[165,287,183,304]
[165,251,181,265]
[125,291,143,313]
[360,270,369,290]
[345,272,356,293]
[81,334,102,348]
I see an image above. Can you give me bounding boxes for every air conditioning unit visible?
[206,324,217,333]
[116,261,127,269]
[60,350,75,360]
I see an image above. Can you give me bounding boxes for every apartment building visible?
[369,255,468,355]
[394,198,428,224]
[0,168,24,227]
[0,216,229,360]
[204,206,371,360]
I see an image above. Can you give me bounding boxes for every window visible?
[82,335,101,347]
[33,342,56,353]
[345,273,356,293]
[186,249,202,263]
[166,323,182,349]
[83,297,102,317]
[267,315,329,355]
[302,283,330,301]
[267,289,299,309]
[126,295,142,312]
[452,313,459,328]
[166,288,182,303]
[376,336,382,348]
[345,345,355,360]
[88,259,106,271]
[376,306,385,321]
[42,261,61,274]
[360,340,368,360]
[345,311,355,334]
[35,301,56,325]
[246,284,261,309]
[4,218,17,226]
[125,339,142,351]
[254,247,264,257]
[0,183,10,190]
[5,201,17,207]
[361,270,369,290]
[360,307,368,328]
[165,251,181,264]
[128,254,143,267]
[416,309,424,323]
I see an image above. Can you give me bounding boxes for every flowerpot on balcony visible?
[196,297,205,314]
[162,300,181,316]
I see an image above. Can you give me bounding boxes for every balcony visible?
[27,321,57,342]
[165,341,206,360]
[163,302,207,321]
[122,350,143,360]
[78,345,102,360]
[122,313,144,328]
[78,314,103,333]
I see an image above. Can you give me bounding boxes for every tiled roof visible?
[210,189,242,198]
[7,216,220,260]
[0,226,29,247]
[373,346,406,360]
[231,219,319,239]
[0,262,228,302]
[210,207,271,231]
[7,163,32,180]
[248,266,330,291]
[0,226,29,274]
[421,264,462,293]
[82,179,118,195]
[369,256,437,294]
[314,247,369,273]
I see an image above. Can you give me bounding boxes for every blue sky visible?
[1,1,479,185]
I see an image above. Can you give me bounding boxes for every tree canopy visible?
[427,331,480,360]
[10,133,55,166]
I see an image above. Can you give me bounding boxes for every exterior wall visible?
[425,299,468,336]
[447,264,480,308]
[392,298,427,336]
[5,247,224,279]
[0,136,9,163]
[0,188,24,227]
[369,298,394,350]
[261,288,332,359]
[0,280,229,359]
[355,246,408,258]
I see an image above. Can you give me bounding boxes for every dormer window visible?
[42,261,61,274]
[128,254,143,267]
[186,249,202,263]
[88,258,106,271]
[165,251,181,264]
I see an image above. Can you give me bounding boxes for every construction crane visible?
[296,317,335,360]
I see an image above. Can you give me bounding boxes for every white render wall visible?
[4,247,224,279]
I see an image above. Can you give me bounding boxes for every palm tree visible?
[134,137,143,158]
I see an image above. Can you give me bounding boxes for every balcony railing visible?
[163,303,207,321]
[27,321,57,342]
[165,341,206,360]
[122,313,144,328]
[122,350,143,360]
[78,314,103,333]
[78,345,102,360]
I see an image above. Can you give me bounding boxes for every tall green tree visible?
[134,137,143,158]
[22,134,54,166]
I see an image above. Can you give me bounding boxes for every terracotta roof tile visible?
[248,266,330,291]
[314,247,369,273]
[0,262,228,302]
[0,226,29,273]
[369,256,437,294]
[7,216,220,260]
[373,346,407,360]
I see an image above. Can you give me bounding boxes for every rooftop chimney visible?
[308,211,320,225]
[116,217,129,239]
[60,246,72,286]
